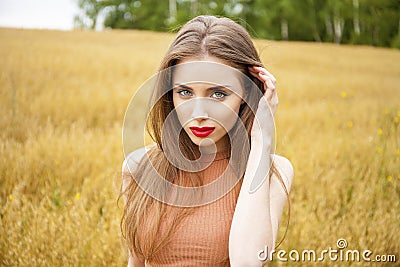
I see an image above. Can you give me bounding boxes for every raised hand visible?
[248,65,278,116]
[247,65,278,142]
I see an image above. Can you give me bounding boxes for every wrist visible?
[250,134,272,149]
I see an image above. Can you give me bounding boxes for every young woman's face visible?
[172,56,244,153]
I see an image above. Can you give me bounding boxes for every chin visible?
[187,135,215,148]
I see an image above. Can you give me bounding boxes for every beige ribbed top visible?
[140,149,243,266]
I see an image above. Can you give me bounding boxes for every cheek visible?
[210,102,241,133]
[173,99,192,127]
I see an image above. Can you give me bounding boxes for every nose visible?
[191,98,209,120]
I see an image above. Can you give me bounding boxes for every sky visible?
[0,0,79,30]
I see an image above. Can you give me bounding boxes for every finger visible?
[260,73,276,87]
[248,66,267,77]
[249,68,267,83]
[266,78,276,90]
[253,66,275,79]
[248,70,261,79]
[247,65,258,73]
[259,73,276,90]
[248,67,260,76]
[253,66,277,83]
[264,87,273,101]
[248,67,277,98]
[248,69,259,77]
[248,65,260,70]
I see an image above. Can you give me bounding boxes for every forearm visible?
[229,138,273,266]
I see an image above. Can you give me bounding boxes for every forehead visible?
[172,61,243,93]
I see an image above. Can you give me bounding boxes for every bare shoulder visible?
[121,146,154,194]
[270,154,294,192]
[122,145,155,173]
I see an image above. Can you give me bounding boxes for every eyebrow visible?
[173,83,231,91]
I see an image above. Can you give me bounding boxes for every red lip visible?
[189,126,215,137]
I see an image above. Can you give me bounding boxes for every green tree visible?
[74,0,400,48]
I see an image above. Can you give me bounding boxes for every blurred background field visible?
[0,27,399,266]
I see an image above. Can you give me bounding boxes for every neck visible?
[200,136,230,154]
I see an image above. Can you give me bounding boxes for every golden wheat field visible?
[0,27,399,266]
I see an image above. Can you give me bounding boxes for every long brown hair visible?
[121,15,290,261]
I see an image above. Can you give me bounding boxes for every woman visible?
[121,15,294,266]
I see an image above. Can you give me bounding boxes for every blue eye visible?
[212,91,227,99]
